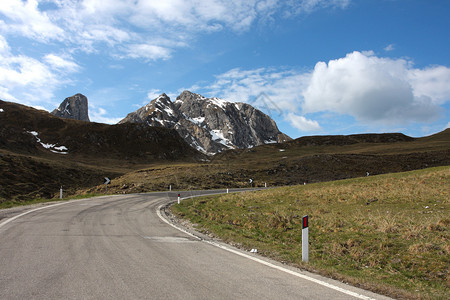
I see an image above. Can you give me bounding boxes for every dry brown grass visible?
[172,166,450,299]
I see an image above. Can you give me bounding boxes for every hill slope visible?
[1,98,449,202]
[0,99,203,201]
[85,129,450,194]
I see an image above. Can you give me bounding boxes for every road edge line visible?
[157,200,377,300]
[0,201,69,229]
[0,194,125,230]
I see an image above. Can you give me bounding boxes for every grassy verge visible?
[171,166,449,299]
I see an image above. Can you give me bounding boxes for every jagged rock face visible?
[51,94,90,122]
[119,91,291,154]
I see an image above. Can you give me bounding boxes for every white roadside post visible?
[178,194,181,204]
[302,215,309,263]
[104,177,111,193]
[60,186,63,199]
[170,185,172,191]
[227,188,229,194]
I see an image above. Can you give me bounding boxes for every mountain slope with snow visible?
[119,91,291,154]
[0,98,204,200]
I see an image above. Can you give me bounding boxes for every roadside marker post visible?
[60,186,63,199]
[104,177,110,193]
[170,185,172,191]
[227,188,229,194]
[178,194,180,204]
[302,215,309,263]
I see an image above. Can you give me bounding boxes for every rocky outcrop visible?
[51,93,90,122]
[119,91,291,154]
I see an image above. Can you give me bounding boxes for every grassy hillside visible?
[172,166,449,299]
[86,129,450,195]
[1,99,449,204]
[0,99,204,202]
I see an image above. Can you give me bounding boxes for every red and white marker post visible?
[178,194,181,204]
[302,215,309,262]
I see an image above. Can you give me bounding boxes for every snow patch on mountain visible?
[210,129,233,148]
[265,139,278,144]
[27,131,69,154]
[208,97,228,109]
[188,116,205,126]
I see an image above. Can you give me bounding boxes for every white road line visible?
[158,199,377,300]
[0,194,133,231]
[156,203,201,241]
[0,202,69,229]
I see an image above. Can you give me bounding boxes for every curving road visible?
[0,191,390,299]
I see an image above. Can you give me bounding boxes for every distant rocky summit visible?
[52,93,90,122]
[120,90,291,154]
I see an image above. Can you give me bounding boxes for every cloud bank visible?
[302,51,444,124]
[0,34,79,105]
[0,0,348,60]
[201,51,450,133]
[0,0,352,106]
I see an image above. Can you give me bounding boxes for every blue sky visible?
[1,0,449,139]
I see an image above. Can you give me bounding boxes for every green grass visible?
[172,166,450,299]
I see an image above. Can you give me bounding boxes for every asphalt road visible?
[0,191,390,299]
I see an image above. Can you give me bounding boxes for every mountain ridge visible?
[1,98,449,202]
[120,91,291,154]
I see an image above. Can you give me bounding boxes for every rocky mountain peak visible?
[120,91,291,155]
[154,93,171,105]
[51,93,90,122]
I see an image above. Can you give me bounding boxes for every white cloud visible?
[0,34,79,104]
[129,0,266,32]
[286,112,321,131]
[147,89,163,100]
[78,25,132,49]
[0,0,64,41]
[124,43,172,61]
[200,51,450,133]
[0,86,18,102]
[0,34,10,54]
[408,65,450,105]
[89,106,123,124]
[200,67,317,131]
[206,67,306,112]
[44,53,80,73]
[285,0,350,16]
[0,0,353,62]
[384,44,395,52]
[302,51,446,124]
